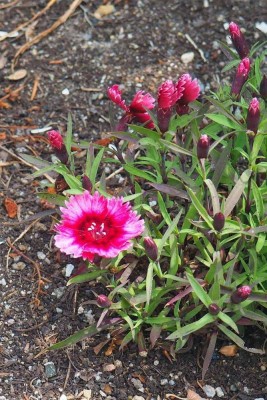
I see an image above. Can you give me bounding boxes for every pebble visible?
[65,263,74,277]
[44,361,57,378]
[103,363,116,372]
[37,251,46,260]
[169,380,175,386]
[160,379,168,386]
[12,262,26,271]
[181,51,194,64]
[59,395,68,400]
[215,387,224,397]
[255,22,267,34]
[203,384,216,398]
[52,287,65,298]
[230,384,237,392]
[132,397,145,400]
[114,359,122,368]
[0,278,7,286]
[62,88,70,95]
[131,378,144,392]
[254,398,265,400]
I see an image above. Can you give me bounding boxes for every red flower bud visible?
[229,22,249,59]
[231,58,250,97]
[157,107,172,133]
[197,135,210,159]
[82,175,92,192]
[231,285,252,304]
[246,98,260,133]
[47,130,68,164]
[213,212,225,231]
[208,303,220,315]
[96,294,112,308]
[144,236,158,261]
[260,75,267,100]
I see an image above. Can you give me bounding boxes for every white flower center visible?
[87,221,107,240]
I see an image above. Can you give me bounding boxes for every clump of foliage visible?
[24,22,267,378]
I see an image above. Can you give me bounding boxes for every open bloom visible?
[175,74,200,115]
[54,191,144,261]
[107,85,155,129]
[157,80,181,132]
[246,98,260,133]
[229,22,249,59]
[231,57,250,96]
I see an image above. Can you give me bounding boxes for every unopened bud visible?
[197,134,210,159]
[213,212,225,231]
[229,22,249,59]
[144,237,158,261]
[231,57,250,97]
[208,303,220,315]
[96,294,112,308]
[260,75,267,100]
[231,285,252,304]
[47,130,68,164]
[157,108,172,133]
[246,98,260,134]
[82,175,92,192]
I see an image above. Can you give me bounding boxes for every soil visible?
[0,1,266,399]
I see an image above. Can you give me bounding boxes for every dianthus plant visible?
[24,22,267,378]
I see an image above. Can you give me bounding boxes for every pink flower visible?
[107,86,155,129]
[157,80,180,109]
[231,57,250,96]
[107,85,129,111]
[47,130,64,150]
[246,98,260,133]
[176,74,200,105]
[54,191,144,261]
[229,22,249,59]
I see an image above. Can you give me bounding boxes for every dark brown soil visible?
[0,1,266,399]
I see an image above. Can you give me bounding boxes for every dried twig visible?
[13,0,84,67]
[0,0,20,10]
[184,33,207,63]
[30,75,40,101]
[0,0,57,42]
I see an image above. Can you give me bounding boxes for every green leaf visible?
[146,263,154,307]
[20,154,52,169]
[149,183,189,200]
[186,272,211,308]
[91,147,105,186]
[128,124,160,141]
[221,59,240,73]
[204,179,220,214]
[67,270,107,285]
[123,164,156,182]
[187,188,214,229]
[157,192,172,225]
[167,314,214,340]
[160,139,194,157]
[50,325,100,350]
[224,169,252,217]
[251,180,264,220]
[211,140,232,188]
[218,324,265,354]
[37,192,66,206]
[158,210,182,253]
[206,114,241,130]
[218,311,239,333]
[65,113,73,157]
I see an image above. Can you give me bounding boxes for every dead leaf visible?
[0,100,11,109]
[219,344,238,357]
[25,20,38,42]
[132,373,146,384]
[94,4,115,19]
[187,389,205,400]
[93,339,110,355]
[103,383,112,395]
[0,55,7,69]
[4,197,18,218]
[0,132,7,140]
[7,69,27,81]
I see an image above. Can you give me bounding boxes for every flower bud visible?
[82,175,93,192]
[231,285,252,304]
[47,130,68,164]
[197,134,210,159]
[144,237,158,261]
[231,58,250,97]
[208,303,220,315]
[213,212,225,231]
[157,107,172,133]
[260,75,267,100]
[229,22,249,59]
[96,294,112,308]
[246,98,260,134]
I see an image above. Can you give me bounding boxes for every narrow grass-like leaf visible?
[224,169,252,217]
[211,140,232,188]
[187,188,214,229]
[206,114,241,130]
[158,210,182,253]
[50,325,100,350]
[37,192,66,206]
[167,314,214,340]
[157,192,172,225]
[128,124,160,140]
[218,324,265,354]
[202,331,218,380]
[90,147,105,186]
[205,179,220,214]
[146,262,154,307]
[160,139,194,157]
[186,272,211,308]
[218,311,239,333]
[123,164,156,182]
[149,183,189,200]
[67,270,107,285]
[65,113,73,156]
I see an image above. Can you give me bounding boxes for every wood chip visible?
[219,344,238,357]
[7,69,27,81]
[94,4,115,19]
[4,197,18,218]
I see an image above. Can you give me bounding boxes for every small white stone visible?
[154,360,159,366]
[37,252,46,260]
[181,51,194,64]
[255,21,267,34]
[223,22,229,30]
[12,262,26,271]
[114,359,122,368]
[132,397,145,400]
[203,384,216,398]
[62,88,70,96]
[149,200,157,207]
[203,0,209,7]
[65,264,74,277]
[215,387,224,397]
[59,395,68,400]
[0,278,7,286]
[160,379,168,385]
[77,306,84,315]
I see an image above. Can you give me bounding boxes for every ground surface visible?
[0,1,267,399]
